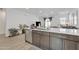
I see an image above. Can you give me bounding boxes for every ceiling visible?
[25,8,78,17]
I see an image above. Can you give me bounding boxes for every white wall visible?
[5,8,39,36]
[76,9,79,28]
[51,17,60,27]
[0,9,6,34]
[5,8,79,36]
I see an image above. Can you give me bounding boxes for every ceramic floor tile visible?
[0,34,41,50]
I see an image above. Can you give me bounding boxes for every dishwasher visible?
[25,29,32,43]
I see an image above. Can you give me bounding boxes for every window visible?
[60,17,66,25]
[60,12,77,26]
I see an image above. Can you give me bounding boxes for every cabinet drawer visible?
[32,30,40,33]
[50,33,67,39]
[72,36,79,42]
[40,31,49,36]
[50,33,74,41]
[64,35,79,42]
[64,35,73,41]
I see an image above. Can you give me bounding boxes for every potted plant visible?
[9,28,18,37]
[18,24,29,34]
[22,24,29,34]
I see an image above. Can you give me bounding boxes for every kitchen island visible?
[26,28,79,50]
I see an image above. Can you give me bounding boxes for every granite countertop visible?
[26,28,79,36]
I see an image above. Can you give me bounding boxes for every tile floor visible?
[0,34,41,50]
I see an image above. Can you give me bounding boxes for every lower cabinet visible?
[50,33,77,50]
[32,30,79,50]
[32,31,40,47]
[50,34,63,50]
[32,30,50,50]
[63,40,77,50]
[76,42,79,50]
[40,32,50,50]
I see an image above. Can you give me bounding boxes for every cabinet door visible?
[76,42,79,50]
[25,29,32,43]
[40,32,50,50]
[50,37,63,50]
[50,33,63,50]
[63,40,77,50]
[32,31,40,47]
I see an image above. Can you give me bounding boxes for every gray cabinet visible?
[63,35,77,50]
[40,32,50,50]
[32,30,50,49]
[32,30,79,50]
[63,40,77,50]
[50,33,77,50]
[50,33,63,50]
[32,30,40,47]
[76,42,79,50]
